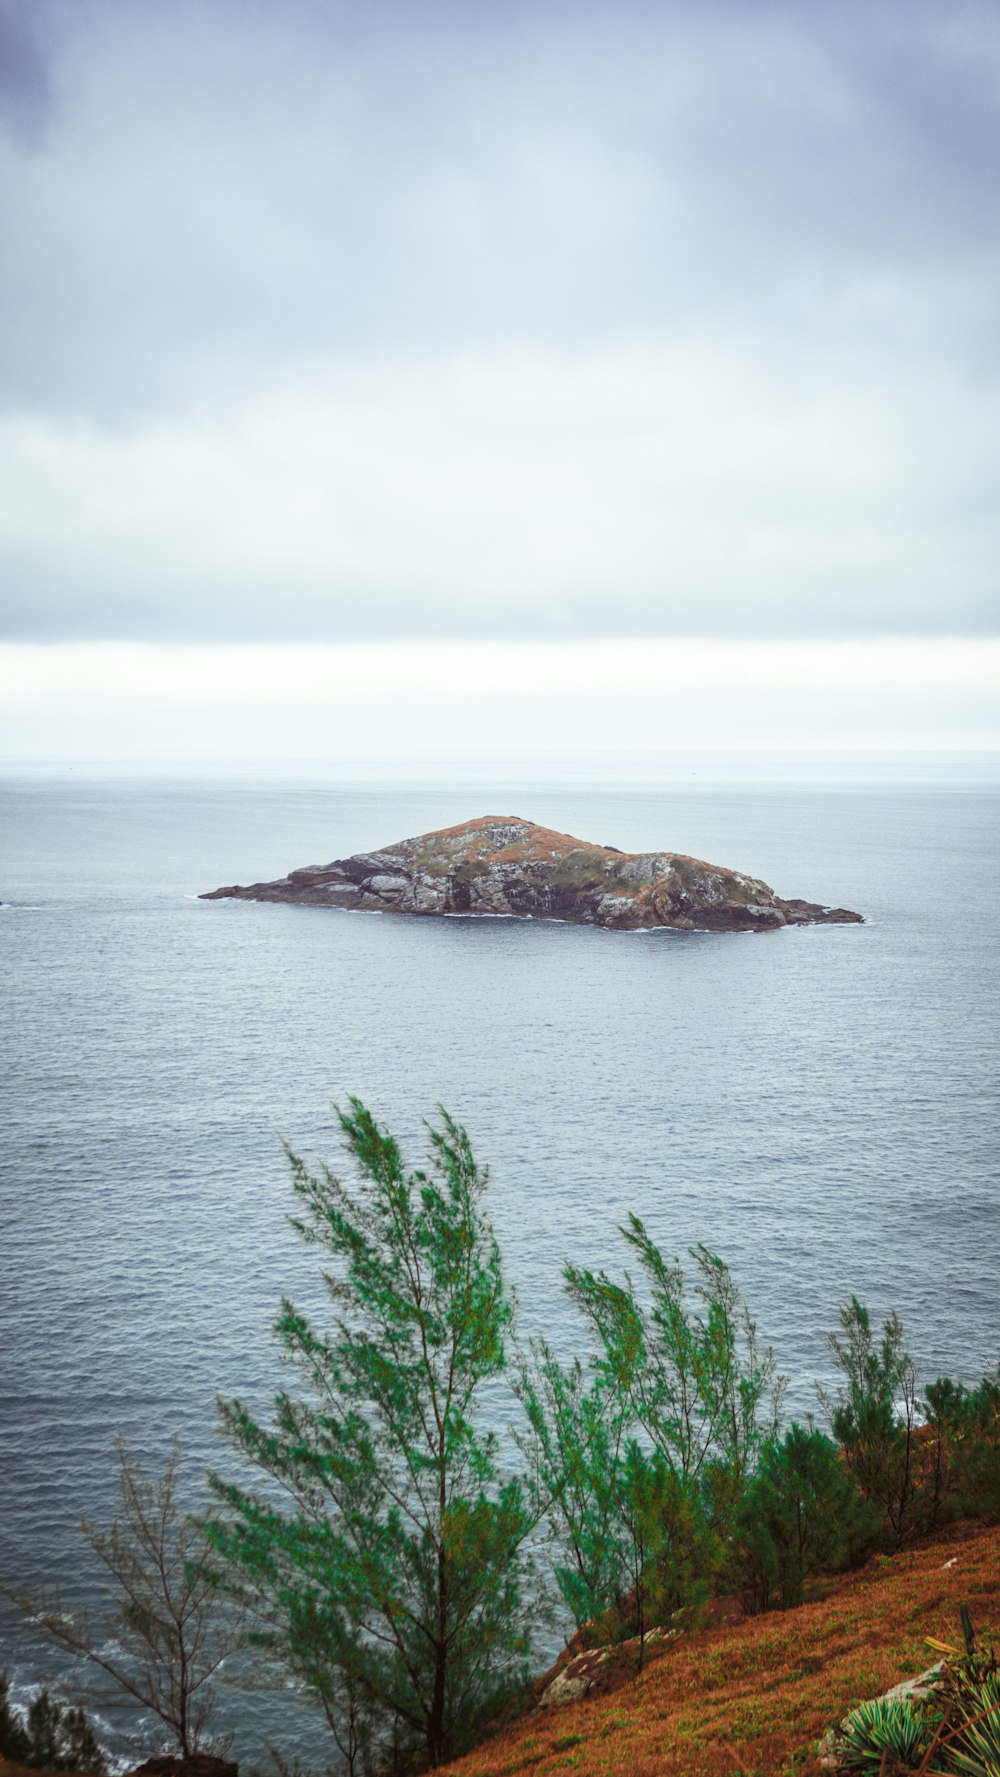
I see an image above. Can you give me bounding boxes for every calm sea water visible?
[2,767,998,1763]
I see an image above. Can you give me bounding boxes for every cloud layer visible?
[2,0,999,642]
[3,638,997,764]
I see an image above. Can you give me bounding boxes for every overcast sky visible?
[1,0,998,756]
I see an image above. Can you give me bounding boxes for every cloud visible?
[1,0,999,641]
[0,0,57,147]
[2,638,998,764]
[2,340,998,640]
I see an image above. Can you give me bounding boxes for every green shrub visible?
[819,1298,924,1548]
[938,1672,1000,1774]
[924,1367,1000,1528]
[0,1674,106,1773]
[732,1423,880,1612]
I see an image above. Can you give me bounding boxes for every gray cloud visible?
[1,0,999,640]
[0,0,58,146]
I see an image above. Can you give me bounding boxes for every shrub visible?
[0,1674,106,1773]
[923,1367,1000,1527]
[932,1614,1000,1776]
[731,1423,880,1612]
[938,1671,1000,1774]
[819,1298,922,1548]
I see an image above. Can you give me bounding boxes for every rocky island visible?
[201,815,862,932]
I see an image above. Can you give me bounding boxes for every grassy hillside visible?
[2,1526,996,1777]
[437,1524,1000,1777]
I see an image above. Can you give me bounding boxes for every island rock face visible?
[201,816,862,933]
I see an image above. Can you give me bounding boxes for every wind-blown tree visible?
[564,1223,784,1497]
[610,1442,673,1661]
[515,1343,632,1636]
[1,1438,238,1758]
[519,1223,783,1642]
[205,1101,533,1773]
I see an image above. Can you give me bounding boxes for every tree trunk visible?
[428,1457,448,1768]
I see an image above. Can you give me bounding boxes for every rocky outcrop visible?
[126,1759,238,1777]
[201,815,863,933]
[538,1627,684,1709]
[816,1663,944,1769]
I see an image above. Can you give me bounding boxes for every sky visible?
[1,0,998,763]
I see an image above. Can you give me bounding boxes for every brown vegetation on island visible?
[202,815,863,931]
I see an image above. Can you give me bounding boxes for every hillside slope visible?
[4,1529,993,1777]
[437,1524,1000,1777]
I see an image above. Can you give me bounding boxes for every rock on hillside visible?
[201,816,862,933]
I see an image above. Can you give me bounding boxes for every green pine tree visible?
[0,1676,106,1774]
[819,1297,921,1548]
[206,1100,534,1773]
[732,1423,880,1611]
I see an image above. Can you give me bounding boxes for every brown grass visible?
[432,817,617,864]
[438,1523,1000,1777]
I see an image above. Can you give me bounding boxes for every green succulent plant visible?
[936,1672,1000,1776]
[924,1608,1000,1776]
[837,1694,933,1773]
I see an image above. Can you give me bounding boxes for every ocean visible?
[1,763,998,1764]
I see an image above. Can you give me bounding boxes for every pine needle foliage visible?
[206,1100,534,1774]
[518,1222,785,1642]
[563,1222,784,1492]
[0,1675,107,1774]
[733,1423,879,1613]
[818,1297,921,1549]
[514,1343,632,1636]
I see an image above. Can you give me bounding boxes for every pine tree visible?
[206,1100,533,1772]
[819,1297,920,1547]
[0,1675,106,1774]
